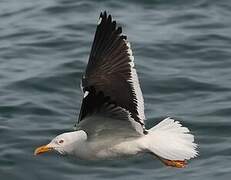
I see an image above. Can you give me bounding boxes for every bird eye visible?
[59,140,64,144]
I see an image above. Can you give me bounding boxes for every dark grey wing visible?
[77,11,146,134]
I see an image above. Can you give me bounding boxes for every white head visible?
[34,130,87,156]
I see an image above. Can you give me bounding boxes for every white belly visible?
[71,137,142,160]
[94,139,142,159]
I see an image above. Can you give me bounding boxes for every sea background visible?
[0,0,231,179]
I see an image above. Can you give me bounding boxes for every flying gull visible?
[34,11,198,168]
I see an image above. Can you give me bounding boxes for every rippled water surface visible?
[1,0,231,179]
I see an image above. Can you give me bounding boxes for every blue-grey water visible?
[1,0,231,179]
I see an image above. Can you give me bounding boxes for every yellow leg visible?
[157,156,187,168]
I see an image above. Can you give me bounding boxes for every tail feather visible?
[141,117,198,161]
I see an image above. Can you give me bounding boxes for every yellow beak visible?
[34,145,53,155]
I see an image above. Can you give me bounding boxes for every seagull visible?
[34,11,198,168]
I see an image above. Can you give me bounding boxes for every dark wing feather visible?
[77,11,145,132]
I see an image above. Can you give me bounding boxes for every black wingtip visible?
[117,26,122,34]
[108,14,112,22]
[98,11,120,34]
[100,11,115,21]
[100,11,107,19]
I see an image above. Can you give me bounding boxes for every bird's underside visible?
[34,11,198,169]
[76,116,192,168]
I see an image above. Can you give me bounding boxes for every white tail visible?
[141,117,198,161]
